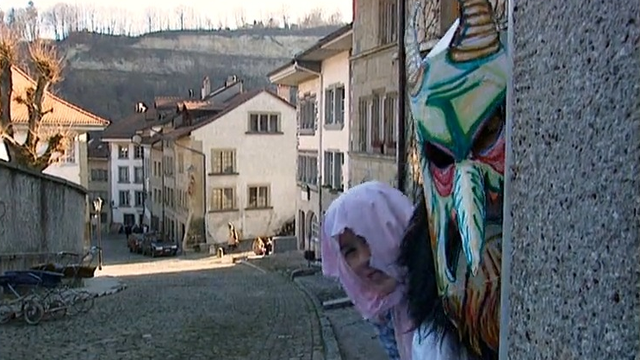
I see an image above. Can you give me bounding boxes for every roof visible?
[154,96,185,109]
[87,137,110,159]
[167,89,294,139]
[10,66,110,129]
[267,23,353,79]
[101,109,169,140]
[179,100,224,111]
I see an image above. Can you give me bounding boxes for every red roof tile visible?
[10,66,109,128]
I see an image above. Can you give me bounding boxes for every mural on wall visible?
[401,0,508,359]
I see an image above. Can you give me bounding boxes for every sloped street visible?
[0,236,322,360]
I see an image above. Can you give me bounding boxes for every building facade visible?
[268,24,353,255]
[87,137,111,232]
[186,90,297,244]
[350,0,400,187]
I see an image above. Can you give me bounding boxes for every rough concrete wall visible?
[0,162,86,273]
[504,1,640,358]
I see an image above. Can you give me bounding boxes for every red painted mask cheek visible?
[474,136,505,174]
[429,164,455,197]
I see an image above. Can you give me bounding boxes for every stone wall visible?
[0,161,87,274]
[503,0,640,358]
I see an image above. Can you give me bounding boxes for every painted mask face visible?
[405,0,507,355]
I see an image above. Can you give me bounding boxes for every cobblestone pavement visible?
[249,254,389,360]
[0,236,322,360]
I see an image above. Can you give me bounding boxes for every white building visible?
[101,110,157,228]
[267,24,353,255]
[165,89,298,244]
[0,66,109,187]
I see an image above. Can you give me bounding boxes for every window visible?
[210,187,235,211]
[371,92,383,152]
[118,145,129,159]
[62,137,76,163]
[297,153,318,186]
[324,86,346,126]
[249,113,280,133]
[163,156,174,176]
[354,92,398,156]
[133,145,143,159]
[324,151,344,191]
[134,191,145,207]
[247,186,270,208]
[210,149,236,174]
[118,166,129,183]
[355,97,370,152]
[378,0,398,45]
[119,190,130,207]
[298,94,317,133]
[90,169,108,182]
[134,166,144,184]
[178,153,184,173]
[383,93,398,150]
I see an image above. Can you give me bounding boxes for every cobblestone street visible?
[0,236,322,360]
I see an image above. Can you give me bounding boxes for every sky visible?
[1,0,353,27]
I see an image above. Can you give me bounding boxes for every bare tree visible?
[175,5,187,30]
[234,7,247,28]
[280,5,290,29]
[23,1,39,41]
[0,26,69,172]
[298,8,325,28]
[326,9,344,25]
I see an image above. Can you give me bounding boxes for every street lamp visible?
[131,134,146,231]
[92,197,104,270]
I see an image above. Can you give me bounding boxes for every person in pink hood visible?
[321,181,414,360]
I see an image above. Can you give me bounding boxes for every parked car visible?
[127,233,145,254]
[141,237,178,257]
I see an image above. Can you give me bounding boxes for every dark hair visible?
[398,188,455,341]
[399,189,497,360]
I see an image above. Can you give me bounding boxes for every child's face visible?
[338,229,396,296]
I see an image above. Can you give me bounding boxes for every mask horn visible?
[449,0,500,62]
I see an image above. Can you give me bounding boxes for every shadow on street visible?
[1,260,319,360]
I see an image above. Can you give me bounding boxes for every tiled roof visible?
[154,96,185,109]
[10,66,110,128]
[101,109,171,140]
[167,88,294,139]
[179,100,224,111]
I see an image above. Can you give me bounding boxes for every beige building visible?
[350,0,400,187]
[268,24,353,254]
[87,137,111,231]
[139,77,297,247]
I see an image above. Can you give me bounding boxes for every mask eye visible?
[424,141,455,169]
[471,104,505,156]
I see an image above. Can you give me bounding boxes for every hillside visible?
[52,27,338,121]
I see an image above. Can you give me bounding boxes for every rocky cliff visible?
[54,27,337,121]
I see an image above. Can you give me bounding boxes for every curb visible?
[293,277,343,360]
[84,277,127,298]
[240,260,343,360]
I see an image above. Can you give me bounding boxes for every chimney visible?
[188,89,194,98]
[225,75,238,87]
[276,84,291,101]
[353,0,356,22]
[135,102,148,113]
[201,76,211,100]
